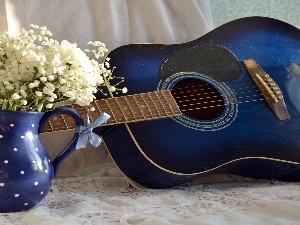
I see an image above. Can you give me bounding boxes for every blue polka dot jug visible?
[0,108,84,212]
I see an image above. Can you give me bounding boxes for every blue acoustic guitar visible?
[94,17,300,188]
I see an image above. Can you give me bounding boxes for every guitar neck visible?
[42,90,182,133]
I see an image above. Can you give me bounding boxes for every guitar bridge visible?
[243,59,290,121]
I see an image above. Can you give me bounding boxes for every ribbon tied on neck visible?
[76,112,110,149]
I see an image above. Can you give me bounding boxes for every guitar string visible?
[179,99,264,112]
[87,92,266,117]
[172,82,260,92]
[177,98,267,112]
[168,81,279,111]
[72,90,267,117]
[172,89,262,100]
[68,92,177,123]
[56,82,272,128]
[171,81,264,94]
[47,96,268,131]
[173,88,263,102]
[171,86,266,109]
[46,82,267,130]
[172,86,262,97]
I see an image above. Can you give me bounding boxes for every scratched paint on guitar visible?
[100,17,300,188]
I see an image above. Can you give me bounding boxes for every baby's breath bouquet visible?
[0,24,126,112]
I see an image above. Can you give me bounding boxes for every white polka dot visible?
[0,135,3,138]
[10,124,14,127]
[35,148,38,151]
[24,203,28,206]
[20,136,25,138]
[37,163,43,170]
[0,183,4,187]
[32,124,35,127]
[20,171,24,174]
[34,182,38,185]
[4,160,8,164]
[41,191,43,195]
[45,170,48,174]
[14,194,19,197]
[13,148,17,151]
[32,160,36,164]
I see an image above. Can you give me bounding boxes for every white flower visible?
[20,99,27,105]
[47,96,54,102]
[43,87,53,95]
[45,103,53,108]
[35,91,43,97]
[0,24,126,112]
[60,78,67,84]
[47,75,54,81]
[108,86,116,92]
[33,80,40,86]
[40,77,47,82]
[5,84,14,91]
[28,83,35,89]
[20,90,27,98]
[45,83,55,91]
[11,93,20,100]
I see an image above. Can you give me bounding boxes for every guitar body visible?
[101,17,300,188]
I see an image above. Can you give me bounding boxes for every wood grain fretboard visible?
[42,90,182,133]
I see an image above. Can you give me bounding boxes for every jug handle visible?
[38,107,85,177]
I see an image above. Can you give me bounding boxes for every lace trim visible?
[1,174,300,225]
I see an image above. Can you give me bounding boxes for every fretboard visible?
[42,90,182,133]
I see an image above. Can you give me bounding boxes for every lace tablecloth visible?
[0,132,297,224]
[1,174,300,225]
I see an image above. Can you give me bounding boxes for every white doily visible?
[1,174,300,225]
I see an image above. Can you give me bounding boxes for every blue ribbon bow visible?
[76,112,110,149]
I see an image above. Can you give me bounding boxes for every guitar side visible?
[101,17,300,188]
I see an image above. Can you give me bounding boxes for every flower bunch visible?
[0,24,126,112]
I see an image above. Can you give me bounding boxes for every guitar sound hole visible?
[171,78,225,120]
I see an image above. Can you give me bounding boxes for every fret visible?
[104,99,118,122]
[70,104,83,126]
[59,114,75,130]
[41,90,181,133]
[92,100,102,115]
[47,120,54,131]
[114,97,129,122]
[160,90,175,115]
[154,91,169,116]
[83,107,90,124]
[88,100,115,124]
[160,90,180,116]
[69,104,75,112]
[122,96,138,120]
[162,90,182,115]
[90,100,103,122]
[61,114,69,129]
[140,93,155,118]
[133,94,153,119]
[43,115,71,133]
[86,107,94,123]
[146,92,162,117]
[132,95,146,119]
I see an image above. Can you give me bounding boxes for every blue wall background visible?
[210,0,300,28]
